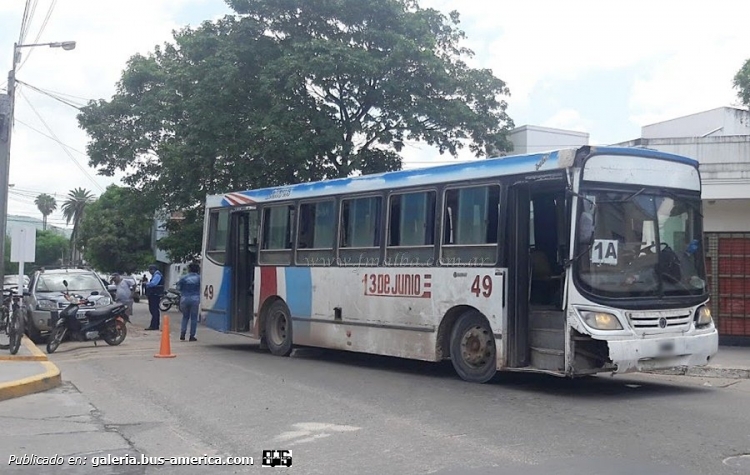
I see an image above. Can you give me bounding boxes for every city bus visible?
[199,146,718,383]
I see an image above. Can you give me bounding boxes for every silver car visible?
[3,275,29,292]
[24,269,113,342]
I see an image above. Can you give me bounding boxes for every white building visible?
[615,106,750,342]
[507,125,589,155]
[152,211,191,290]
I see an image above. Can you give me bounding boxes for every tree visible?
[61,188,95,262]
[3,239,18,276]
[34,193,57,231]
[77,0,514,260]
[3,231,67,276]
[734,58,750,108]
[78,185,154,274]
[33,230,69,270]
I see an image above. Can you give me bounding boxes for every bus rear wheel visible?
[450,310,497,383]
[265,300,293,357]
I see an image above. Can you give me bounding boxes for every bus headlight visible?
[580,311,623,330]
[694,306,712,328]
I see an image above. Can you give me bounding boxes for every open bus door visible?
[507,178,569,372]
[229,209,259,332]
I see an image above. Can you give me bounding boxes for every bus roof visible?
[210,146,699,207]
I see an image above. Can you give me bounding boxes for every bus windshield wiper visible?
[596,188,646,204]
[566,241,594,268]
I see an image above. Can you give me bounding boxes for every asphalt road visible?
[1,302,749,475]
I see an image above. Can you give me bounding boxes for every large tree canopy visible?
[78,0,514,261]
[78,186,154,274]
[734,58,750,108]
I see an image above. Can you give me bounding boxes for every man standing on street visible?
[145,264,164,331]
[112,273,134,317]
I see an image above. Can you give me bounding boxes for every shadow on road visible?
[206,342,709,399]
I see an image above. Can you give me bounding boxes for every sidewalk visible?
[649,345,750,379]
[0,337,61,401]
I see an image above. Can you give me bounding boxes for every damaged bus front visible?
[566,150,718,375]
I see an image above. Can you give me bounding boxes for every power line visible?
[18,0,33,44]
[15,118,88,156]
[16,79,84,110]
[18,89,105,192]
[17,0,59,73]
[24,85,91,103]
[19,0,40,45]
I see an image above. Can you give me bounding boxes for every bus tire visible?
[265,300,293,357]
[449,310,497,383]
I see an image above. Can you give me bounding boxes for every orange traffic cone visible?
[154,315,176,358]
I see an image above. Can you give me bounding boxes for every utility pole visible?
[0,40,75,285]
[0,44,17,285]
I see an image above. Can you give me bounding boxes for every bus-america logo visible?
[362,273,432,298]
[224,193,255,206]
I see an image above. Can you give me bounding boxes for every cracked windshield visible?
[576,191,706,298]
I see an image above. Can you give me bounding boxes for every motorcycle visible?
[46,280,131,354]
[159,288,181,311]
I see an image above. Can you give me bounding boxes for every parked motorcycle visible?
[46,280,130,354]
[159,288,181,311]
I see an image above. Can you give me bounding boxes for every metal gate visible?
[705,233,750,338]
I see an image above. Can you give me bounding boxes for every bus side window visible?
[387,191,436,263]
[259,204,295,265]
[296,200,335,266]
[206,209,230,264]
[339,195,382,266]
[340,196,381,248]
[441,185,499,266]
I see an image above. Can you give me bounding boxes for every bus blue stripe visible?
[204,267,232,332]
[285,267,312,318]
[216,146,701,206]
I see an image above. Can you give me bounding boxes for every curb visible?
[0,337,48,361]
[648,366,750,379]
[0,338,62,402]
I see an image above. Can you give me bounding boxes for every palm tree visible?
[34,193,57,231]
[61,188,95,264]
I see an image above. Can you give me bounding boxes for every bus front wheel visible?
[265,300,293,357]
[449,310,497,383]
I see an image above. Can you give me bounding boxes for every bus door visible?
[229,209,259,332]
[507,178,569,371]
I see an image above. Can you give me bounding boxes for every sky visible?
[1,0,749,227]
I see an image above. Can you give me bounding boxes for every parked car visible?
[108,273,140,303]
[24,268,114,343]
[3,275,29,292]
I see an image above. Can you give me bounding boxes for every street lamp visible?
[0,39,76,283]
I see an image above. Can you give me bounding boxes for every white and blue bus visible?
[200,146,718,382]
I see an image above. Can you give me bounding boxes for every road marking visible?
[272,422,360,447]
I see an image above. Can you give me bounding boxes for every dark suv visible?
[24,268,113,342]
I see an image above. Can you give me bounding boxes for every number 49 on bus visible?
[471,275,492,297]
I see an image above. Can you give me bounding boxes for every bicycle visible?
[0,288,24,355]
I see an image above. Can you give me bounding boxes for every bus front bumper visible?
[606,329,718,374]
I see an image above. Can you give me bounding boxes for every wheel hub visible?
[460,325,493,367]
[271,312,287,345]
